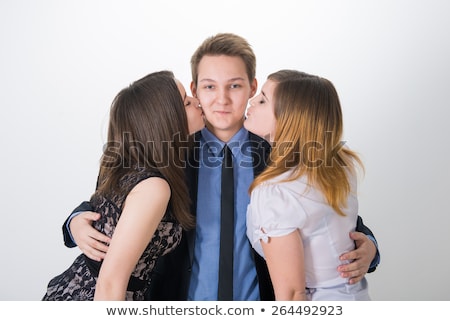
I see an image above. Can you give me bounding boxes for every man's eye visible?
[230,84,241,89]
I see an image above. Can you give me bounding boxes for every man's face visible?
[191,55,257,142]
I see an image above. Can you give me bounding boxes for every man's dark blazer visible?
[146,131,275,300]
[62,130,377,301]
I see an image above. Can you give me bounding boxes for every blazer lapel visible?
[185,131,201,266]
[248,131,271,178]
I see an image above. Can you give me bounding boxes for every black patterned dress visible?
[42,169,182,301]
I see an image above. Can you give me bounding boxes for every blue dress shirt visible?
[188,127,260,300]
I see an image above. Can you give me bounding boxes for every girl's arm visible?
[94,177,170,300]
[261,229,306,301]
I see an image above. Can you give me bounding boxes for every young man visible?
[63,33,379,300]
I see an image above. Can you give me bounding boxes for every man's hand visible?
[70,211,111,261]
[338,232,376,284]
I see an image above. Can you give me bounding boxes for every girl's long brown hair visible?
[97,70,194,229]
[250,70,363,216]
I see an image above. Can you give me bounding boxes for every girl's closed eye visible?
[256,94,266,105]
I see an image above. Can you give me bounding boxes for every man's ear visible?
[250,78,258,98]
[190,81,197,97]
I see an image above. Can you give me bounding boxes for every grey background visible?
[1,0,449,300]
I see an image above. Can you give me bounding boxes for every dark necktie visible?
[218,144,234,300]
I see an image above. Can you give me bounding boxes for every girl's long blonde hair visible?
[249,70,363,216]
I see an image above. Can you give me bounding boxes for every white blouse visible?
[246,169,359,288]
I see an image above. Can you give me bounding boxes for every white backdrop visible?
[1,0,449,300]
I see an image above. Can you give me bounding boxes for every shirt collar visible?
[200,126,248,157]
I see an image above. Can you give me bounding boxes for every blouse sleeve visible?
[247,183,307,247]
